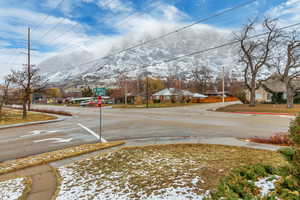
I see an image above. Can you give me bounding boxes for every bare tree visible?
[268,31,300,108]
[0,76,11,119]
[192,66,213,94]
[9,66,46,119]
[237,19,280,106]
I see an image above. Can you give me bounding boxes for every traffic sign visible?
[97,96,102,106]
[93,88,106,96]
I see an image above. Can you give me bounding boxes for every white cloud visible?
[267,0,300,25]
[96,0,132,13]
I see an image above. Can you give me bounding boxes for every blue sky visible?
[0,0,299,75]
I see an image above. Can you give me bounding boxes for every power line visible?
[72,0,258,68]
[80,22,300,79]
[42,0,117,44]
[137,22,300,70]
[33,0,66,31]
[48,0,174,54]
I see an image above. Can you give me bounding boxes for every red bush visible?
[248,133,294,146]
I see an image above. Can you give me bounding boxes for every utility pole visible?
[222,66,225,104]
[146,72,149,108]
[27,27,32,111]
[124,76,128,105]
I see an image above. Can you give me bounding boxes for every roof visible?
[193,93,207,98]
[153,88,194,96]
[153,88,177,96]
[262,74,300,93]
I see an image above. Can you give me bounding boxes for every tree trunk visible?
[286,85,294,109]
[249,79,256,107]
[27,96,31,111]
[22,98,27,119]
[0,105,2,120]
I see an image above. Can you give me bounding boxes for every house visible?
[245,75,300,103]
[152,88,199,103]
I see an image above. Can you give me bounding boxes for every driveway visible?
[0,102,292,161]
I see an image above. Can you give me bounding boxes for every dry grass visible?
[217,103,300,114]
[0,141,124,175]
[55,144,287,200]
[0,109,57,126]
[113,103,197,109]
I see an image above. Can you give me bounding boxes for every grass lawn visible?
[113,103,197,109]
[54,144,286,200]
[217,103,300,115]
[0,109,57,126]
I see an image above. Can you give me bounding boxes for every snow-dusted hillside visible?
[38,24,241,85]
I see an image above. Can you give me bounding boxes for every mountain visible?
[38,24,241,86]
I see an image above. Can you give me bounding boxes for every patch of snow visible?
[254,175,280,197]
[0,177,27,200]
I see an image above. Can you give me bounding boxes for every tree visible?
[44,88,63,98]
[81,87,94,97]
[237,19,280,106]
[268,31,300,108]
[9,66,45,119]
[192,66,213,93]
[0,76,11,119]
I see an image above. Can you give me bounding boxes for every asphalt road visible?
[0,102,292,161]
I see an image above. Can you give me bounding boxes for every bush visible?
[235,90,249,104]
[209,113,300,199]
[249,134,294,146]
[208,164,278,200]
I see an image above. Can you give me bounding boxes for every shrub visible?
[208,164,278,200]
[249,134,294,146]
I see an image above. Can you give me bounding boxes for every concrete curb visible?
[231,111,295,116]
[0,115,68,130]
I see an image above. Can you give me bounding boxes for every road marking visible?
[34,138,73,143]
[78,123,107,142]
[20,130,61,138]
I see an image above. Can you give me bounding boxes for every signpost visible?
[98,96,102,142]
[93,88,106,96]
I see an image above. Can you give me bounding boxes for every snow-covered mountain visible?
[38,24,241,85]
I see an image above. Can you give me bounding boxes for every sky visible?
[0,0,300,77]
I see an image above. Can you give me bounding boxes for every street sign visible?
[93,88,106,96]
[98,96,102,143]
[97,96,102,106]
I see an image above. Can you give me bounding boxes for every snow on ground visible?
[53,144,285,200]
[0,177,27,200]
[55,149,210,200]
[254,175,280,197]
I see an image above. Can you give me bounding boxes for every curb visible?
[0,116,67,130]
[231,111,295,116]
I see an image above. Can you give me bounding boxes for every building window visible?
[255,93,262,99]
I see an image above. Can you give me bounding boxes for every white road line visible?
[20,130,61,138]
[78,123,107,142]
[34,138,73,143]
